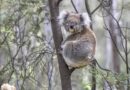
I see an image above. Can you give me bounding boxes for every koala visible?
[58,11,96,68]
[1,83,16,90]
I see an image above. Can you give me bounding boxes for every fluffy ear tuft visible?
[81,13,91,27]
[58,11,69,25]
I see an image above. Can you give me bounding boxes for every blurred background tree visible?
[0,0,130,90]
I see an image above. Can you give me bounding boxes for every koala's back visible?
[62,27,96,68]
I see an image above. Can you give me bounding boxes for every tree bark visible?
[48,0,73,90]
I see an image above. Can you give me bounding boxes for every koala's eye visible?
[63,22,69,26]
[75,22,78,25]
[66,23,69,26]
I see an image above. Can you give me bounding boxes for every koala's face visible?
[58,11,91,34]
[63,14,83,33]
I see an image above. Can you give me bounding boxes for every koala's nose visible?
[70,26,74,29]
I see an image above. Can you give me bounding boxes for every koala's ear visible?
[58,11,69,25]
[80,12,91,27]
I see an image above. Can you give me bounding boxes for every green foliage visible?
[82,67,130,90]
[83,83,91,90]
[0,0,48,89]
[0,0,130,90]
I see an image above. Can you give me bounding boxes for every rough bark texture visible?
[48,0,72,90]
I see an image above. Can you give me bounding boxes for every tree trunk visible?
[48,0,73,90]
[103,0,122,89]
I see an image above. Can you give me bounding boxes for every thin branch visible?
[84,1,96,90]
[85,0,91,16]
[0,33,9,47]
[92,59,111,72]
[90,59,113,90]
[57,0,63,6]
[71,0,78,13]
[102,11,130,69]
[125,27,130,90]
[91,2,102,15]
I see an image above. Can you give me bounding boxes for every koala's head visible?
[58,11,91,33]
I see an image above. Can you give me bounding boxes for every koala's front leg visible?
[58,39,69,54]
[57,39,65,54]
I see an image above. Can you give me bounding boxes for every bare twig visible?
[102,8,129,69]
[125,27,130,90]
[84,1,96,90]
[71,0,78,13]
[92,59,111,72]
[85,0,91,17]
[91,2,102,15]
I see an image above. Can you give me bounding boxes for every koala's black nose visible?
[70,26,74,29]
